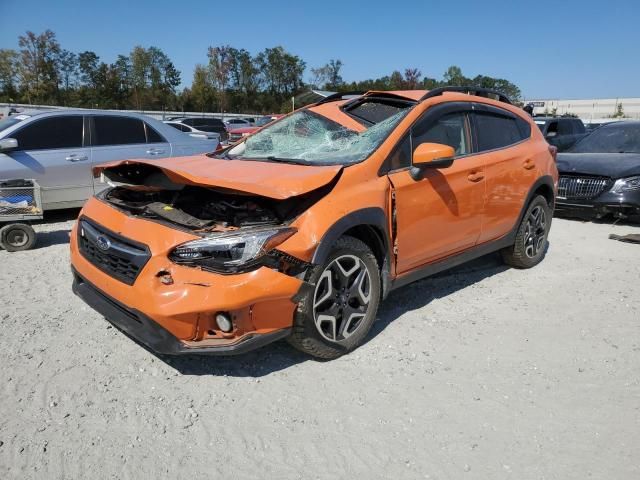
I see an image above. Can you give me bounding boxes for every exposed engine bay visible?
[100,163,330,232]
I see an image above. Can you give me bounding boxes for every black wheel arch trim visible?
[310,207,393,298]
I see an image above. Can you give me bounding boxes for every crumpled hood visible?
[557,153,640,178]
[94,155,343,200]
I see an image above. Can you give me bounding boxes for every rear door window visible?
[13,116,83,150]
[474,113,525,151]
[93,116,146,146]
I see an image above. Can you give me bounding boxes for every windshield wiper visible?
[262,156,321,166]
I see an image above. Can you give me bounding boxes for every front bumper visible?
[556,189,640,219]
[72,269,290,355]
[70,198,304,355]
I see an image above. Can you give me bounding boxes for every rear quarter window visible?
[145,124,166,143]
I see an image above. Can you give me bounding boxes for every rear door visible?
[89,115,171,193]
[387,103,486,273]
[471,105,536,243]
[0,114,90,208]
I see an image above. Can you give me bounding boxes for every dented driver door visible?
[387,106,486,274]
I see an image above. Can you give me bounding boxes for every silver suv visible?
[0,110,217,210]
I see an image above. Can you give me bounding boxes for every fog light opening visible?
[215,312,233,332]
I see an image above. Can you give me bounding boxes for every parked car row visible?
[3,86,638,360]
[161,115,282,144]
[227,115,284,143]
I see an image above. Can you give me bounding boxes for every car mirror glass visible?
[0,138,18,153]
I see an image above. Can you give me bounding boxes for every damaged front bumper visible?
[70,199,307,356]
[72,269,292,355]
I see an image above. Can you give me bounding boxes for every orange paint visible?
[71,89,557,355]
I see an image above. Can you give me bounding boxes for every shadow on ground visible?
[368,252,508,343]
[160,252,509,377]
[33,229,71,249]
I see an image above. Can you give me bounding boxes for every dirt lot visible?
[0,212,639,480]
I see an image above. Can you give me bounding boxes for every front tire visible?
[288,236,381,359]
[501,195,552,269]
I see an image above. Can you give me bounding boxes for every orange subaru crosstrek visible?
[70,87,558,359]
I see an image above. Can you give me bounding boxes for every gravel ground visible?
[1,212,639,480]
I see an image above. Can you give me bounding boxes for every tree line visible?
[0,30,522,114]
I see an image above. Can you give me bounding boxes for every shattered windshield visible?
[226,108,409,165]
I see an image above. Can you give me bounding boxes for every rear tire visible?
[288,236,381,359]
[501,195,551,269]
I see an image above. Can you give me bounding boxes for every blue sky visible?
[1,0,639,99]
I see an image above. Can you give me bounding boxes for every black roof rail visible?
[314,91,366,106]
[420,86,513,105]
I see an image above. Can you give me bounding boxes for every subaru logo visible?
[95,235,111,251]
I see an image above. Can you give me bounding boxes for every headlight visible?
[169,227,296,272]
[611,176,640,194]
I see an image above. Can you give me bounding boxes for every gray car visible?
[0,110,216,210]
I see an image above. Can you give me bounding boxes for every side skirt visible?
[390,233,514,291]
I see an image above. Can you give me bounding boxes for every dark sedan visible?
[555,121,640,222]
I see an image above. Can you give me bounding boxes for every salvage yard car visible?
[556,121,640,222]
[534,116,587,152]
[163,120,221,142]
[227,114,284,143]
[70,87,558,359]
[0,111,217,210]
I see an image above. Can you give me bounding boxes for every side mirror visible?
[0,138,18,153]
[410,142,455,180]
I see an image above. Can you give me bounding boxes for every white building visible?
[523,97,640,121]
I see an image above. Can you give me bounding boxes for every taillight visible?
[548,145,558,162]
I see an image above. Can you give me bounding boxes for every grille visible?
[78,219,150,285]
[558,176,609,200]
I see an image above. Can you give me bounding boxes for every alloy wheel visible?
[523,205,547,258]
[313,254,372,343]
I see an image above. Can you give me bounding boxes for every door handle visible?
[146,148,165,155]
[467,171,485,182]
[523,159,536,170]
[65,154,89,162]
